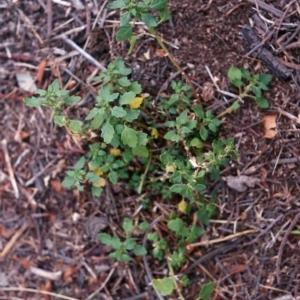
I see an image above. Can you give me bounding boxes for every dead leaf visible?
[223,175,261,192]
[0,226,13,239]
[63,266,78,282]
[50,180,64,192]
[201,82,215,102]
[155,48,167,57]
[37,59,47,85]
[262,115,277,139]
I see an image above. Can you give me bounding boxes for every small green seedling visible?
[228,66,272,108]
[98,218,148,262]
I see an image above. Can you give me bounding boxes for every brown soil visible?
[1,0,300,299]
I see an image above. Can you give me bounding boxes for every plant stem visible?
[148,27,201,104]
[167,257,185,300]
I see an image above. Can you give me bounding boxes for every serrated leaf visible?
[54,115,67,127]
[121,126,138,147]
[199,282,216,300]
[164,130,180,142]
[64,95,81,105]
[129,97,143,109]
[108,171,118,184]
[92,186,103,197]
[120,91,136,105]
[69,120,83,133]
[120,11,131,26]
[122,218,134,232]
[101,122,115,144]
[200,127,208,141]
[62,175,75,188]
[152,278,174,296]
[167,218,184,234]
[118,76,131,87]
[98,233,112,245]
[108,0,127,9]
[132,145,149,157]
[150,0,168,11]
[228,66,242,82]
[124,109,140,122]
[116,25,132,41]
[137,131,148,146]
[259,74,272,85]
[128,35,138,55]
[133,245,147,256]
[111,106,127,118]
[139,222,150,231]
[255,96,269,108]
[141,13,157,27]
[24,97,46,107]
[190,138,203,148]
[124,238,136,250]
[75,156,85,170]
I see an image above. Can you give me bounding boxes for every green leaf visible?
[167,218,185,235]
[101,122,115,144]
[69,120,83,133]
[118,76,131,87]
[120,11,131,26]
[64,95,81,105]
[85,107,100,120]
[193,105,204,119]
[54,115,67,127]
[176,110,188,125]
[158,7,171,22]
[132,145,149,157]
[111,106,127,118]
[98,233,113,245]
[152,278,174,296]
[75,156,85,170]
[241,69,251,80]
[108,171,118,184]
[122,218,134,232]
[252,86,261,97]
[139,222,150,231]
[120,91,136,105]
[121,126,138,147]
[199,282,216,300]
[228,66,242,82]
[133,245,147,256]
[24,97,46,107]
[259,74,272,85]
[255,96,269,108]
[190,138,203,148]
[91,114,104,130]
[137,131,148,146]
[92,186,103,197]
[150,0,168,11]
[128,35,138,55]
[124,238,136,250]
[170,184,186,194]
[116,25,133,41]
[108,0,127,9]
[124,109,140,122]
[62,175,75,188]
[164,130,180,142]
[141,13,157,27]
[200,127,208,141]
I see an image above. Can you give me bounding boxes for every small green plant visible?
[148,215,216,298]
[228,66,272,108]
[98,218,148,262]
[108,0,200,102]
[24,57,238,299]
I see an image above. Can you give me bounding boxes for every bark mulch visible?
[1,0,300,299]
